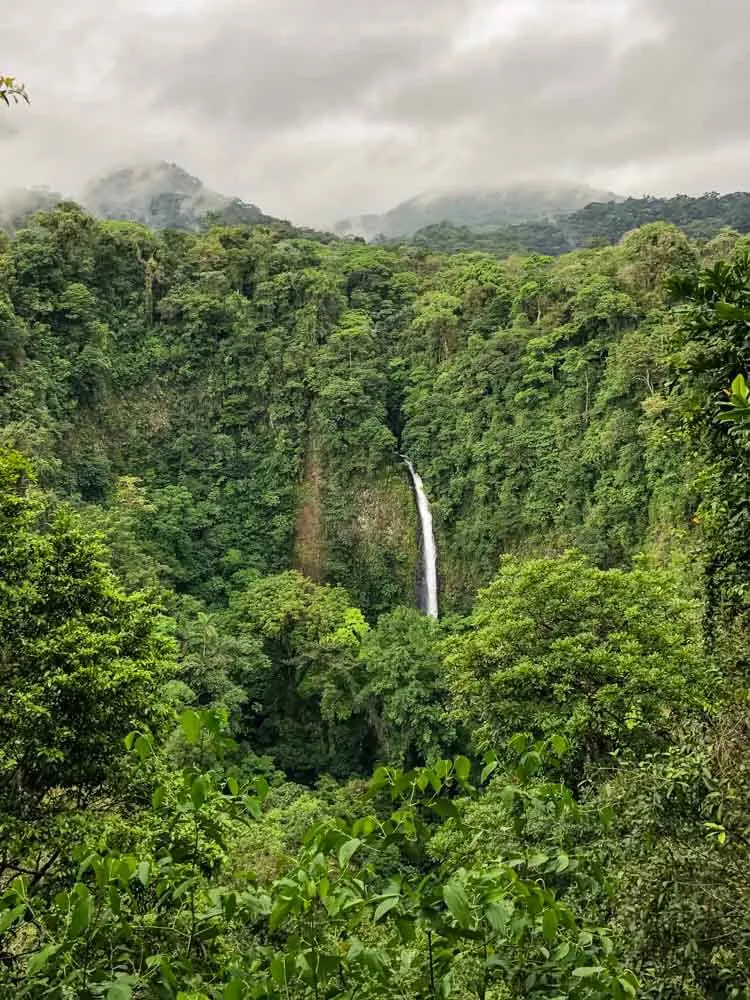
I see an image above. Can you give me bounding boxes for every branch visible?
[0,77,29,106]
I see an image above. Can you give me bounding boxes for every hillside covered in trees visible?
[1,201,749,1000]
[0,162,287,236]
[334,182,621,240]
[409,192,750,257]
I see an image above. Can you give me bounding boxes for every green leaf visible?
[134,734,152,762]
[137,861,150,887]
[485,901,510,933]
[554,851,570,873]
[27,945,57,975]
[180,709,201,744]
[160,956,178,989]
[715,301,750,322]
[223,980,245,1000]
[227,776,240,797]
[439,970,454,999]
[730,373,749,399]
[430,798,460,820]
[347,937,364,961]
[77,853,98,879]
[106,984,133,1000]
[443,880,471,929]
[270,955,286,985]
[549,734,568,757]
[508,733,532,756]
[270,896,294,930]
[373,895,400,922]
[0,904,25,935]
[253,775,270,801]
[542,908,558,944]
[599,804,614,830]
[618,971,639,996]
[480,760,498,783]
[54,892,70,913]
[519,750,542,779]
[435,759,451,779]
[191,775,209,809]
[370,766,391,791]
[454,756,471,781]
[572,966,605,978]
[69,891,93,937]
[338,838,362,869]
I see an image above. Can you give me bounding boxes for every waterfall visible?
[402,457,439,619]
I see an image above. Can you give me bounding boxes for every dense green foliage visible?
[445,552,711,781]
[1,198,749,998]
[0,452,169,816]
[409,192,750,258]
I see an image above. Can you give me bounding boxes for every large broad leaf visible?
[730,373,750,400]
[572,966,605,978]
[338,838,362,869]
[542,908,558,944]
[485,901,511,934]
[549,734,568,757]
[0,904,25,935]
[27,945,57,976]
[481,759,498,783]
[180,709,201,744]
[443,879,471,929]
[453,756,471,781]
[223,979,245,999]
[69,891,93,937]
[191,775,209,809]
[430,798,460,820]
[715,301,750,322]
[106,984,133,1000]
[373,895,400,923]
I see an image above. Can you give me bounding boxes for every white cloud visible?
[1,0,748,226]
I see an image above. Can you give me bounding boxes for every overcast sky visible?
[1,0,748,226]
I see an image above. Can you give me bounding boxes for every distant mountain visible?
[335,182,622,240]
[0,161,278,234]
[408,192,750,257]
[81,161,274,230]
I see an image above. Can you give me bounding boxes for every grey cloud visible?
[1,0,749,225]
[111,0,469,132]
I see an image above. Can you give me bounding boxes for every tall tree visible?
[0,449,171,823]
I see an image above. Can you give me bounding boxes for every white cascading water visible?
[402,458,439,618]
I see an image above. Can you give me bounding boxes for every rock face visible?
[81,161,273,230]
[335,182,623,240]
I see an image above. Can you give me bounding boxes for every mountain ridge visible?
[0,160,278,233]
[334,181,624,239]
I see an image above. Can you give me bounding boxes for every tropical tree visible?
[445,551,711,782]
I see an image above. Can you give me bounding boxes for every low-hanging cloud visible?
[1,0,749,226]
